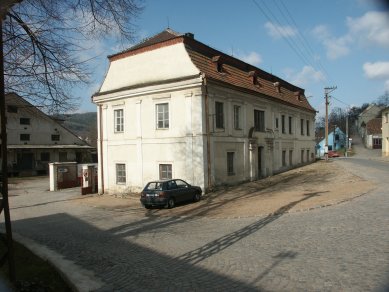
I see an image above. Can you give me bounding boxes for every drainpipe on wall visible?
[99,104,105,194]
[202,75,212,191]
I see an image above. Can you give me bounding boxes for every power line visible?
[251,0,314,70]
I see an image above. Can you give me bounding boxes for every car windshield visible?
[145,182,164,191]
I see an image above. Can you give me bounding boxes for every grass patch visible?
[0,235,71,291]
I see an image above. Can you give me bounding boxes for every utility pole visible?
[345,113,349,157]
[324,86,337,161]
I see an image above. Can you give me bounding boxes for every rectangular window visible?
[306,120,310,136]
[114,109,124,132]
[275,117,279,129]
[281,115,285,133]
[282,150,286,167]
[51,134,60,141]
[20,118,30,125]
[7,105,17,113]
[254,110,265,132]
[234,105,241,130]
[289,116,293,134]
[116,163,126,184]
[306,150,310,162]
[227,152,235,175]
[215,101,224,129]
[159,164,172,180]
[156,103,169,129]
[300,119,304,135]
[41,152,50,161]
[301,149,304,163]
[20,134,30,141]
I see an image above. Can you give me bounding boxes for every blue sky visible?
[78,0,389,117]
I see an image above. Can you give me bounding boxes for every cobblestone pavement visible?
[2,154,389,291]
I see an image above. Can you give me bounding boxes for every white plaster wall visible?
[383,110,389,156]
[96,82,206,194]
[100,43,200,93]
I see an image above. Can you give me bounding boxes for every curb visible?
[11,233,105,292]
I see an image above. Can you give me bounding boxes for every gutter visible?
[202,75,212,191]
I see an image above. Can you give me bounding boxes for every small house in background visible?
[382,107,389,156]
[316,126,346,157]
[363,118,382,149]
[2,93,95,176]
[357,104,383,137]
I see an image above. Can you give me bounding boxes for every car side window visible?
[167,181,177,190]
[175,180,188,188]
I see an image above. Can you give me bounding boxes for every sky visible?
[77,0,389,118]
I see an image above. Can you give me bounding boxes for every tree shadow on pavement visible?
[175,191,324,266]
[7,214,260,291]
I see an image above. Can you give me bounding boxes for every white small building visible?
[93,29,316,194]
[2,93,94,176]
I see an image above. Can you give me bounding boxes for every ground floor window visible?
[227,152,235,176]
[301,150,304,163]
[373,138,382,148]
[159,164,172,180]
[116,163,126,184]
[282,150,286,167]
[306,150,310,162]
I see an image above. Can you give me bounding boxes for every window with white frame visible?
[306,120,310,136]
[254,109,265,132]
[215,101,224,129]
[156,103,169,129]
[116,163,126,184]
[114,109,124,132]
[159,164,172,180]
[234,105,241,130]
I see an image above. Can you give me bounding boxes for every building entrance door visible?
[258,146,263,178]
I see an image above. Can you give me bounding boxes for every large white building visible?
[93,29,316,194]
[3,93,93,176]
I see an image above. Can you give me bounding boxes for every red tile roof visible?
[366,118,382,135]
[109,29,316,113]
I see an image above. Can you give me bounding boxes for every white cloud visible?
[312,25,351,60]
[264,22,297,39]
[313,11,389,60]
[363,61,389,79]
[363,61,389,92]
[237,51,262,66]
[347,11,389,48]
[284,66,325,87]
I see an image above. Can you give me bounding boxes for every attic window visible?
[212,55,223,73]
[274,82,281,93]
[249,71,260,87]
[294,91,302,102]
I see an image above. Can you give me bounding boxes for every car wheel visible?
[193,192,201,202]
[166,197,175,209]
[144,205,151,209]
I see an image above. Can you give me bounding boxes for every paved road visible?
[1,153,388,291]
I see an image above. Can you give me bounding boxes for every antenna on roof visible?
[167,17,170,29]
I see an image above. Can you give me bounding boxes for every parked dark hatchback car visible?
[140,179,202,209]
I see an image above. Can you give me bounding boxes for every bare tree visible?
[3,0,143,113]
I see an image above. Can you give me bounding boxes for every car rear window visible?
[145,182,164,191]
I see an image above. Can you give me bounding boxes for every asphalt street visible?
[1,152,388,291]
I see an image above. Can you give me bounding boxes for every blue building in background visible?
[316,127,346,157]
